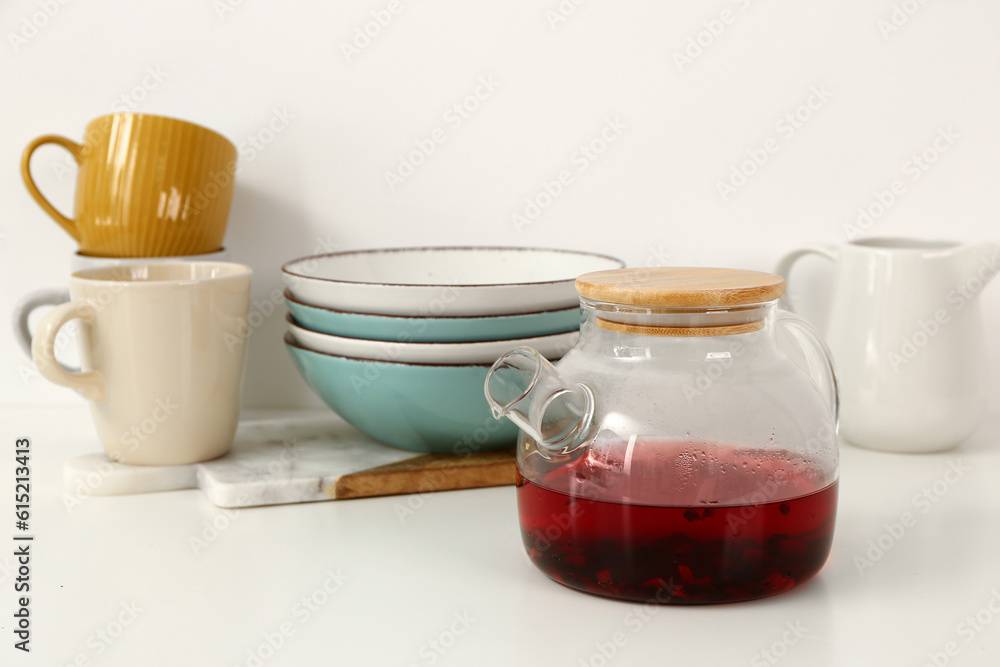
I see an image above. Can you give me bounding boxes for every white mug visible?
[13,248,229,364]
[32,262,252,465]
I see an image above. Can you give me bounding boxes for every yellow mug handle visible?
[20,134,84,241]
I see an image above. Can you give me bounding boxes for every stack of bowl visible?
[281,247,624,453]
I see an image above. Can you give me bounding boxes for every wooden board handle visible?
[331,449,516,500]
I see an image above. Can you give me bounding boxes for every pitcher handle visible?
[774,244,840,313]
[776,310,839,423]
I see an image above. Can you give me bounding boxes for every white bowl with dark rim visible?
[280,247,624,317]
[287,315,579,364]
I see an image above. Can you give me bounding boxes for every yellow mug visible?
[21,113,237,258]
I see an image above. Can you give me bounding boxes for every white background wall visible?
[1,0,998,411]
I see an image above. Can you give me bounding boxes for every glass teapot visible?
[484,268,839,604]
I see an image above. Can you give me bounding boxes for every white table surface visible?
[2,406,1000,667]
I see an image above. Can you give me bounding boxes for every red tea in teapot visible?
[488,269,842,603]
[516,442,837,604]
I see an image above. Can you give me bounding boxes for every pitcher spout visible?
[485,347,595,455]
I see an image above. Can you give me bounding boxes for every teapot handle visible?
[776,310,839,424]
[774,244,839,313]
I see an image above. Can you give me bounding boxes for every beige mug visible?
[32,262,252,465]
[13,248,229,363]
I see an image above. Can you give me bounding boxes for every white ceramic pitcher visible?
[777,238,999,453]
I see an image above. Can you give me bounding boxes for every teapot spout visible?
[956,241,1000,291]
[485,347,594,454]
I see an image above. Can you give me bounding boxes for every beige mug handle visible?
[31,300,105,401]
[20,134,84,241]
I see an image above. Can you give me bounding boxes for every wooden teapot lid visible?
[575,267,786,307]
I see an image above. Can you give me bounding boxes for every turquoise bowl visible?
[285,290,580,343]
[285,336,518,453]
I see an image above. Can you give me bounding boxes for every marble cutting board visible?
[63,413,516,508]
